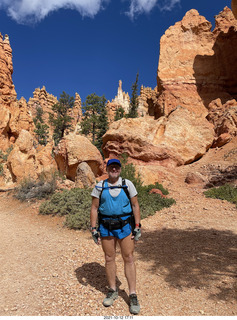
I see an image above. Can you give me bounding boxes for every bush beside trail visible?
[204,184,237,207]
[15,155,176,230]
[39,183,175,230]
[14,175,57,201]
[39,188,92,230]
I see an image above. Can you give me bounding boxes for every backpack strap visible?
[99,179,105,206]
[122,178,135,230]
[122,178,130,201]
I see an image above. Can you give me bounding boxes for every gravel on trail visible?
[0,180,237,316]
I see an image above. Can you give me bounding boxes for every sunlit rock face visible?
[102,106,214,168]
[6,130,57,183]
[232,0,237,19]
[0,33,17,106]
[54,133,104,181]
[154,7,237,119]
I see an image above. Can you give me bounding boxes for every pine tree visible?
[114,106,125,121]
[33,105,49,146]
[95,95,109,153]
[49,91,74,146]
[127,72,139,118]
[81,93,102,143]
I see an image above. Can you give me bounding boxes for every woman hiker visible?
[90,158,141,315]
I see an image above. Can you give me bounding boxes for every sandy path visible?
[0,184,237,316]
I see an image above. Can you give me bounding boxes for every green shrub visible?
[38,155,176,230]
[120,153,143,189]
[204,184,237,207]
[0,163,3,176]
[14,174,57,201]
[0,146,13,162]
[39,188,92,229]
[137,182,175,219]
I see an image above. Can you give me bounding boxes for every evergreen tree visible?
[95,95,109,153]
[81,93,103,143]
[114,106,125,121]
[33,105,49,146]
[127,72,139,118]
[49,91,74,146]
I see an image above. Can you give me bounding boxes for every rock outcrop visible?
[6,130,57,183]
[54,133,104,181]
[102,106,214,168]
[106,80,130,123]
[0,34,18,150]
[207,98,237,147]
[28,87,83,136]
[9,97,35,138]
[28,86,58,125]
[155,7,237,118]
[0,34,17,107]
[75,161,96,188]
[232,0,237,19]
[138,86,158,117]
[0,34,35,150]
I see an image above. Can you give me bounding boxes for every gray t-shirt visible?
[91,177,137,199]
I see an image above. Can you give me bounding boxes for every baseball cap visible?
[106,159,121,167]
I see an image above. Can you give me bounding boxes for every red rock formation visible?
[106,80,130,123]
[0,34,17,107]
[138,85,159,117]
[232,0,237,19]
[0,34,34,150]
[155,7,237,118]
[28,86,57,123]
[6,130,57,183]
[28,87,83,137]
[9,97,35,138]
[207,98,237,146]
[54,133,104,181]
[102,106,214,168]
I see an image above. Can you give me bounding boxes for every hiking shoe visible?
[103,288,118,307]
[129,294,140,314]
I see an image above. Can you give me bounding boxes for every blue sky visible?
[0,0,230,103]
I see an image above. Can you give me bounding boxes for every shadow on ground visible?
[75,262,129,303]
[136,227,237,302]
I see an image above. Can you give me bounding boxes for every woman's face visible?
[107,164,121,180]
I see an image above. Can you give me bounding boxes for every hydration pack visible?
[98,178,135,230]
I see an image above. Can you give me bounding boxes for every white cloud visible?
[0,0,181,24]
[0,0,109,24]
[126,0,180,19]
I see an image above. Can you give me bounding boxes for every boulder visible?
[185,172,207,185]
[207,99,237,146]
[54,133,104,181]
[9,98,35,137]
[6,130,57,183]
[7,130,38,182]
[212,133,232,148]
[102,106,214,168]
[149,189,167,198]
[75,161,96,188]
[36,142,57,178]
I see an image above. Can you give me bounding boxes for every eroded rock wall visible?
[155,7,237,118]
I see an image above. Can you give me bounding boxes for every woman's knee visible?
[122,252,134,264]
[104,252,116,263]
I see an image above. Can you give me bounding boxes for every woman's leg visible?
[118,234,136,294]
[101,236,117,290]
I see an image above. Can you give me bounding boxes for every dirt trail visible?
[0,175,237,317]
